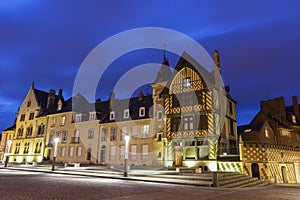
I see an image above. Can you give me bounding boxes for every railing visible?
[71,137,80,144]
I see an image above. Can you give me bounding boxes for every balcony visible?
[71,137,80,144]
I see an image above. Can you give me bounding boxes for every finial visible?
[31,81,35,89]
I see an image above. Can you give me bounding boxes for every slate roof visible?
[237,122,264,134]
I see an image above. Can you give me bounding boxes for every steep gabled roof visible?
[238,122,264,134]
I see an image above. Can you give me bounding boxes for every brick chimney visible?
[109,92,115,109]
[260,97,286,122]
[47,89,56,110]
[292,96,300,120]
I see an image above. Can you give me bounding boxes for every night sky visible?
[1,1,300,132]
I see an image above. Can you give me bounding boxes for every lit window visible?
[139,107,145,117]
[292,115,297,124]
[89,112,96,121]
[75,114,82,123]
[183,77,191,88]
[141,125,149,138]
[109,111,115,121]
[61,116,66,126]
[281,130,291,137]
[123,109,129,119]
[265,128,270,138]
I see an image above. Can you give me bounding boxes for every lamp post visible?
[4,140,12,167]
[52,138,59,171]
[124,134,130,177]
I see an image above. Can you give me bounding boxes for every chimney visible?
[292,96,300,120]
[47,89,56,110]
[96,98,101,103]
[31,81,35,89]
[109,92,115,109]
[138,91,144,100]
[59,88,63,97]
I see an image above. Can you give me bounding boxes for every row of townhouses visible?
[1,51,299,184]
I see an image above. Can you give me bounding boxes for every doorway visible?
[251,163,260,179]
[281,166,288,183]
[174,147,183,166]
[100,146,106,163]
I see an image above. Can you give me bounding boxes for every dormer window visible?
[123,109,129,119]
[265,127,270,138]
[139,107,145,117]
[292,115,297,124]
[183,77,191,88]
[75,114,82,123]
[89,112,96,121]
[57,100,63,111]
[110,111,115,121]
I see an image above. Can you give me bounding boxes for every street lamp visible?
[124,134,130,177]
[4,140,12,167]
[52,137,59,171]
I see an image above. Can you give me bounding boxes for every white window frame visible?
[69,146,74,156]
[123,109,129,119]
[142,144,149,160]
[139,107,145,117]
[77,146,82,157]
[130,145,137,160]
[141,125,149,139]
[109,111,115,121]
[110,145,116,160]
[75,114,82,123]
[132,126,138,138]
[61,147,66,157]
[89,112,96,121]
[61,116,66,126]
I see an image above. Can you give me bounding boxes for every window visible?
[110,127,117,141]
[157,133,162,142]
[123,109,129,119]
[15,143,21,154]
[121,127,127,140]
[109,111,115,121]
[61,116,66,126]
[183,77,191,88]
[157,111,162,121]
[38,124,45,135]
[27,100,31,107]
[132,126,138,138]
[61,147,66,157]
[292,115,297,124]
[141,125,149,139]
[62,131,67,143]
[229,102,233,115]
[20,114,25,121]
[23,142,30,154]
[69,146,74,156]
[75,114,82,123]
[89,112,96,121]
[142,144,149,160]
[183,116,194,131]
[199,115,208,130]
[56,131,61,139]
[87,148,91,161]
[265,128,270,138]
[110,146,116,160]
[101,128,108,141]
[77,146,82,157]
[281,130,291,137]
[17,127,24,137]
[139,107,145,117]
[171,117,181,132]
[29,113,34,120]
[120,145,125,160]
[130,145,137,160]
[51,117,56,126]
[88,129,94,139]
[26,126,33,136]
[57,100,62,111]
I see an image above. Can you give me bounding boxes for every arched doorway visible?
[251,163,260,179]
[281,166,288,183]
[100,145,106,163]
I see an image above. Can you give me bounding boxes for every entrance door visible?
[251,163,260,178]
[100,146,106,163]
[281,166,288,183]
[174,147,183,166]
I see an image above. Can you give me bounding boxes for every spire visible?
[213,49,221,73]
[154,48,171,83]
[31,81,35,89]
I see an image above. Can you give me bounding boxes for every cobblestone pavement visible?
[0,169,299,200]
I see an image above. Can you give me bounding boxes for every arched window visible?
[17,127,24,137]
[26,125,33,136]
[38,124,45,135]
